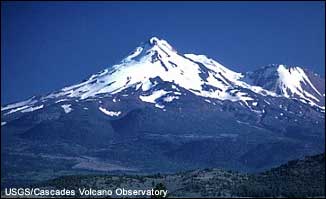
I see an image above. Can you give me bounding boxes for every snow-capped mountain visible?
[1,37,324,118]
[1,37,325,187]
[242,64,325,108]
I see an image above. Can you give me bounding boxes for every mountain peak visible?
[148,36,160,45]
[243,63,324,108]
[147,36,176,52]
[263,64,306,72]
[1,37,324,113]
[121,37,177,64]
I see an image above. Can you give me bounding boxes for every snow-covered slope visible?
[41,37,247,102]
[1,37,325,115]
[243,64,325,108]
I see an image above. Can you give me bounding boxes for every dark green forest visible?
[25,153,325,198]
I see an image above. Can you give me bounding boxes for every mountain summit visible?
[243,64,325,107]
[2,37,324,115]
[1,37,325,187]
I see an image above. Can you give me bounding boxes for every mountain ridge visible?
[1,37,325,117]
[1,37,325,187]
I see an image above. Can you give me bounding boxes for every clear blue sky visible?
[1,1,325,104]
